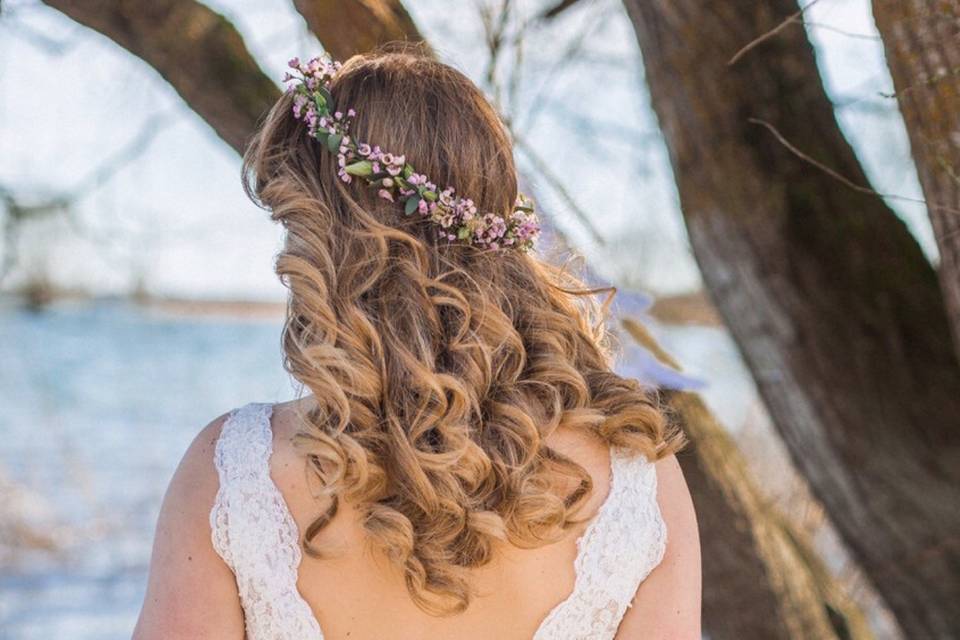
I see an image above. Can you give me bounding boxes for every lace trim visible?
[532,448,667,640]
[209,402,323,639]
[209,402,666,640]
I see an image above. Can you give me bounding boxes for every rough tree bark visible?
[40,0,279,153]
[623,320,872,640]
[623,1,960,637]
[41,1,871,636]
[872,0,960,363]
[292,0,426,60]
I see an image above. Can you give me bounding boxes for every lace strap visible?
[532,449,667,640]
[209,402,324,639]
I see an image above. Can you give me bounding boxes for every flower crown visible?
[283,56,540,252]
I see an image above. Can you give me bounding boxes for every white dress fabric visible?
[210,402,667,640]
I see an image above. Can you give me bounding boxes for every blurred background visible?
[1,0,957,638]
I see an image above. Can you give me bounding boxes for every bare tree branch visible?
[291,0,426,60]
[40,0,280,154]
[537,0,588,21]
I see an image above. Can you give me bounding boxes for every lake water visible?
[0,299,751,638]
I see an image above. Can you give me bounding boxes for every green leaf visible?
[404,195,421,216]
[402,164,415,179]
[422,190,437,202]
[326,133,343,153]
[318,87,333,111]
[313,94,327,113]
[457,226,472,240]
[345,160,373,176]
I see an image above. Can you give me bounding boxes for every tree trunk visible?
[292,0,426,60]
[40,2,872,635]
[622,1,960,637]
[41,0,279,153]
[624,320,872,640]
[872,0,960,364]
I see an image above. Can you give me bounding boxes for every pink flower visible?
[282,53,540,252]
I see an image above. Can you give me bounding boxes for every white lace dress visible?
[210,402,667,640]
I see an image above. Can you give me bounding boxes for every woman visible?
[134,49,701,639]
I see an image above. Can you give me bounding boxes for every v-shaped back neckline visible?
[219,401,638,640]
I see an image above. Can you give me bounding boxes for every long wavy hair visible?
[243,47,683,616]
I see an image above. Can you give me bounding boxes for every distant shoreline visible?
[0,291,286,320]
[0,290,721,326]
[139,296,286,320]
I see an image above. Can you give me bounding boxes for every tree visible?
[38,1,872,636]
[872,0,960,364]
[291,0,426,60]
[623,0,960,636]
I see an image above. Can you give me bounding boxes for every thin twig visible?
[513,134,606,245]
[506,12,525,119]
[519,6,613,131]
[0,110,180,281]
[70,110,178,197]
[539,96,659,146]
[728,0,822,66]
[479,0,512,109]
[749,117,960,215]
[537,0,587,21]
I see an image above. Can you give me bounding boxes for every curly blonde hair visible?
[242,47,683,616]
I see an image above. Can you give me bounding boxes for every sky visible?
[0,0,936,301]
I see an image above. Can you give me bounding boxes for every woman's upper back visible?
[209,400,667,640]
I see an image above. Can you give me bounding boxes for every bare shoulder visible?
[174,412,231,491]
[265,398,329,520]
[616,453,702,640]
[267,398,312,477]
[151,411,232,524]
[133,411,245,640]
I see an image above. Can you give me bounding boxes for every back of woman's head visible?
[243,47,683,616]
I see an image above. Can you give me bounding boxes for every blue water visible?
[0,301,294,638]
